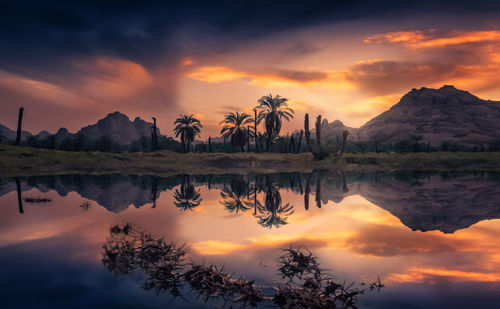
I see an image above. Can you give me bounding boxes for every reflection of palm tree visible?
[173,176,202,211]
[255,184,294,229]
[220,178,251,213]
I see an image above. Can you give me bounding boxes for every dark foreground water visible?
[1,171,499,308]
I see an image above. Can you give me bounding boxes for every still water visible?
[1,171,499,308]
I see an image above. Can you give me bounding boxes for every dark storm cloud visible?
[3,0,500,78]
[1,0,500,133]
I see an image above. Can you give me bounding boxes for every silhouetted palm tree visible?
[173,114,202,153]
[173,176,202,211]
[220,112,253,152]
[255,184,294,228]
[255,94,294,151]
[220,178,252,213]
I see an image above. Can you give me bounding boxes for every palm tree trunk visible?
[266,133,272,152]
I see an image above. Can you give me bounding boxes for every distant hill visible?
[312,118,359,142]
[1,111,155,146]
[0,123,32,141]
[358,85,500,146]
[74,111,154,145]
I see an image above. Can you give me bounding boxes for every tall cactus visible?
[304,113,313,152]
[315,115,321,147]
[304,113,349,160]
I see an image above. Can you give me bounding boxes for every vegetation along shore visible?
[2,144,500,178]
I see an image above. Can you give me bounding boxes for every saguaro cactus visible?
[304,113,349,160]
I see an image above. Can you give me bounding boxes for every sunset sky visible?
[2,0,500,138]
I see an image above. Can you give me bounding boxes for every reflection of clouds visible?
[192,234,330,256]
[387,266,500,284]
[344,224,471,257]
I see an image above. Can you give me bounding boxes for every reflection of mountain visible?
[317,172,500,233]
[3,175,182,213]
[1,172,499,232]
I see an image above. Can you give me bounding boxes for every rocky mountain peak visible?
[359,85,500,146]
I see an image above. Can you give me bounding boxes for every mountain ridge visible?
[2,85,500,147]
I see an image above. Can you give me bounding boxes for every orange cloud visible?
[186,66,353,89]
[187,66,248,83]
[365,30,500,49]
[74,57,153,101]
[0,70,92,108]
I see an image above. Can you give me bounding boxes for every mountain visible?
[313,118,359,142]
[1,111,154,146]
[358,85,500,146]
[76,111,153,145]
[0,123,32,141]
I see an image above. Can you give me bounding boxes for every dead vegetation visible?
[102,224,383,308]
[23,196,51,203]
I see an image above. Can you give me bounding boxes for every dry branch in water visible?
[23,196,51,203]
[102,224,383,308]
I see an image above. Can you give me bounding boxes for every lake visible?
[1,171,499,308]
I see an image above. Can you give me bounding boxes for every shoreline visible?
[1,144,500,177]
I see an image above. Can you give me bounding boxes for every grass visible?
[1,144,500,177]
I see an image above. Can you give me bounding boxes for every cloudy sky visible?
[2,0,500,137]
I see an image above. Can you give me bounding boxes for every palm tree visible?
[220,111,253,152]
[255,94,294,151]
[173,114,202,153]
[173,176,202,211]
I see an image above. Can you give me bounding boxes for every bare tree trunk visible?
[151,117,159,151]
[15,107,24,145]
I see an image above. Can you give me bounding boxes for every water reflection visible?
[1,171,500,308]
[2,171,499,233]
[174,175,202,211]
[102,223,382,308]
